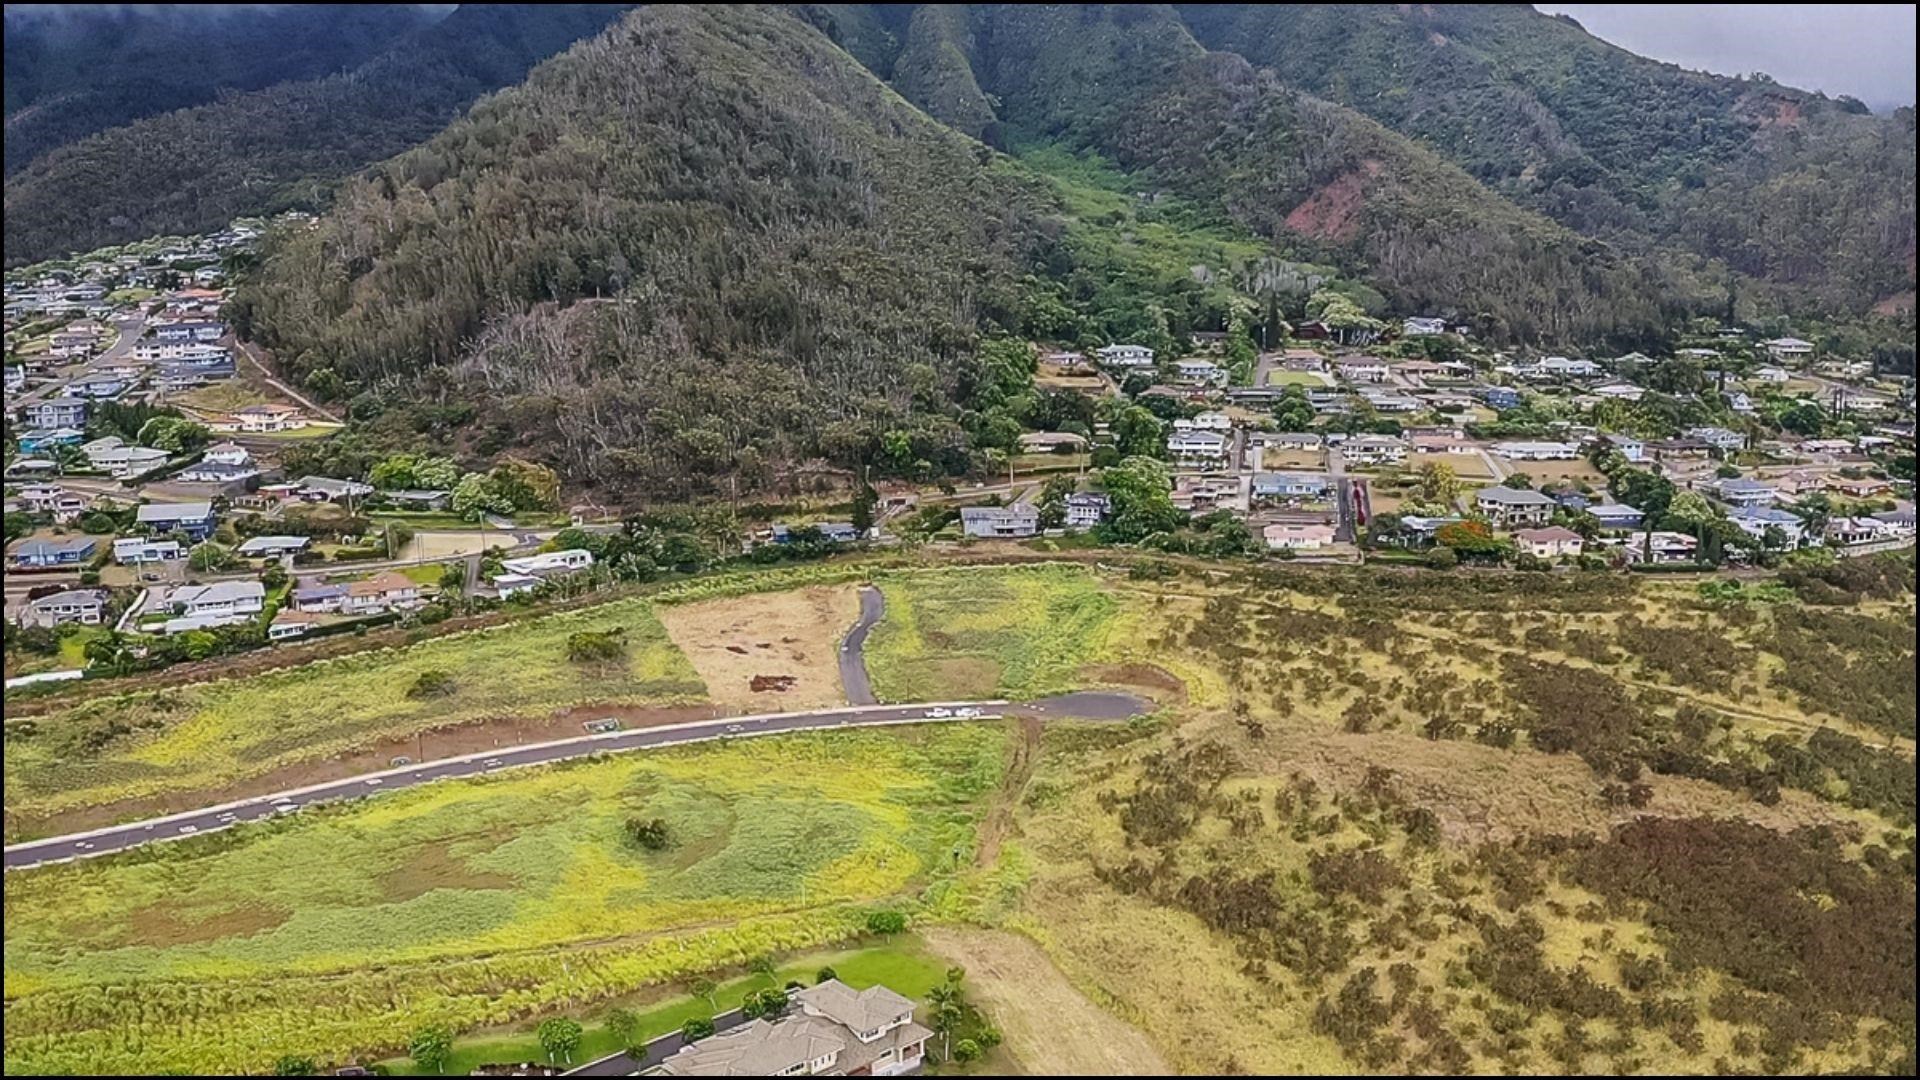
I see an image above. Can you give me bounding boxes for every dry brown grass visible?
[654,584,860,709]
[923,928,1172,1076]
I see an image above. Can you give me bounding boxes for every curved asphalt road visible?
[838,584,886,706]
[4,580,1148,872]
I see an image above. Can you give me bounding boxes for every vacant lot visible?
[924,928,1171,1075]
[1258,447,1327,470]
[3,725,1007,1075]
[3,598,705,833]
[865,565,1122,702]
[656,584,860,709]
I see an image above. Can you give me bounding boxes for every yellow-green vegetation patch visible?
[864,565,1123,701]
[3,598,705,827]
[2,724,1007,1075]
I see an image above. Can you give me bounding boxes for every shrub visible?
[567,628,627,664]
[406,669,456,699]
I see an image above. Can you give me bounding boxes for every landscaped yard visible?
[3,725,1007,1075]
[379,939,956,1075]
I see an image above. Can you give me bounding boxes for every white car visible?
[725,724,744,733]
[178,825,198,835]
[925,708,953,718]
[482,758,503,769]
[364,778,383,786]
[75,841,93,851]
[272,804,298,816]
[954,707,983,718]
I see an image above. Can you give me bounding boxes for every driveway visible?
[839,584,886,706]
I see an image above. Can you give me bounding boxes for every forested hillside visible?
[875,3,1692,343]
[233,4,1054,499]
[1175,3,1918,314]
[3,4,436,175]
[2,5,629,266]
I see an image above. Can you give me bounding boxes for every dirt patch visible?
[922,928,1172,1076]
[377,838,516,901]
[655,584,859,710]
[127,902,290,947]
[1871,290,1915,316]
[977,717,1041,868]
[1077,662,1187,705]
[1284,160,1380,243]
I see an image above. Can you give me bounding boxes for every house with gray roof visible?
[960,504,1039,539]
[650,980,930,1077]
[1475,485,1556,527]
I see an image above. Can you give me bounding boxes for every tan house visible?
[341,571,423,615]
[651,980,931,1077]
[1515,526,1584,560]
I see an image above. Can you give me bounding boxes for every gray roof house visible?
[960,504,1040,539]
[650,980,931,1078]
[1475,485,1557,526]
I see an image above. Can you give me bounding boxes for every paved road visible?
[567,1007,749,1076]
[839,584,885,706]
[2,694,1149,872]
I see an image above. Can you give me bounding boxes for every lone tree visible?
[408,1025,453,1074]
[865,910,907,939]
[688,976,718,1010]
[537,1017,584,1064]
[624,816,670,851]
[603,1007,638,1049]
[567,628,627,664]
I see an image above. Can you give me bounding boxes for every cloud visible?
[1538,4,1917,112]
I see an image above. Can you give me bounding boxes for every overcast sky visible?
[1538,5,1917,112]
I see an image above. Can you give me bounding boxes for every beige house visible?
[1514,526,1584,560]
[652,980,931,1077]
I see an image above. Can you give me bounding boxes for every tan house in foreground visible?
[651,980,931,1077]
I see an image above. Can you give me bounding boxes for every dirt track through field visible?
[923,928,1172,1076]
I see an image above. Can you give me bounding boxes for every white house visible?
[1491,440,1580,461]
[499,548,596,575]
[1167,429,1231,466]
[1762,337,1815,361]
[168,581,266,620]
[1096,344,1155,368]
[113,537,183,564]
[1174,358,1225,385]
[1338,435,1408,466]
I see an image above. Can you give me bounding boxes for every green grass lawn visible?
[396,562,451,587]
[379,939,953,1074]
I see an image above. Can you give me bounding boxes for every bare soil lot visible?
[655,584,860,709]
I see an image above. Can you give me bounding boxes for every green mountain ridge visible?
[234,4,1055,498]
[2,5,631,265]
[1172,3,1917,313]
[874,3,1686,342]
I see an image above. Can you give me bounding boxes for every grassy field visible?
[1267,369,1329,387]
[6,559,1912,1076]
[3,598,705,832]
[864,565,1124,701]
[3,725,1007,1075]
